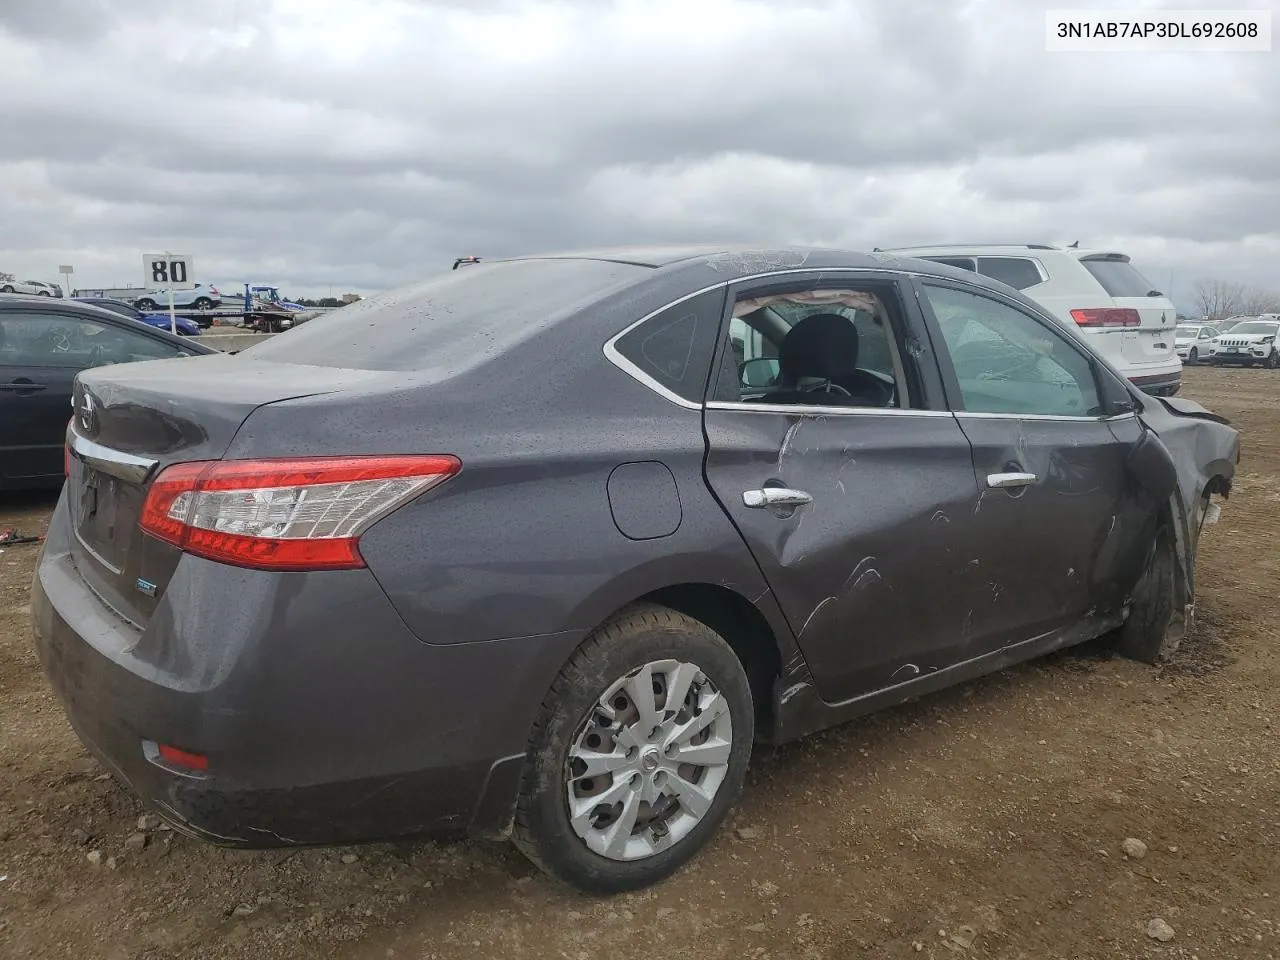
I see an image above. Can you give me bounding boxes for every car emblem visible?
[78,390,97,434]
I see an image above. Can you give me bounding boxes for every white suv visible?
[879,244,1181,396]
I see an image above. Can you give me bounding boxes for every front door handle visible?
[987,472,1037,489]
[743,487,812,508]
[0,380,47,394]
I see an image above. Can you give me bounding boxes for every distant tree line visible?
[0,271,13,283]
[294,296,359,308]
[1192,278,1280,320]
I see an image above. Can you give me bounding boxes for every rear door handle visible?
[743,487,812,508]
[987,472,1037,489]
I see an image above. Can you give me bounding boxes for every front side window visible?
[921,284,1103,417]
[0,314,183,368]
[718,285,908,409]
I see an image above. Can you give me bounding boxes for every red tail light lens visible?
[1070,308,1141,328]
[138,455,461,570]
[157,743,209,772]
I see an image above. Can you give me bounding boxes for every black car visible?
[1,295,214,490]
[31,247,1237,893]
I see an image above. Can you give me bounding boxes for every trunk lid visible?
[67,354,391,627]
[1077,253,1177,368]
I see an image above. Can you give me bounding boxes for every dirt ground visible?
[2,365,1278,960]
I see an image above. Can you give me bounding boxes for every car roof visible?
[881,243,1132,260]
[457,244,1037,303]
[0,293,216,351]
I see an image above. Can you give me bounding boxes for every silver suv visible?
[880,244,1181,396]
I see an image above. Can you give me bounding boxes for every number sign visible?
[142,254,195,290]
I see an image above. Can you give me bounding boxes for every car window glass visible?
[1079,258,1158,298]
[613,287,726,403]
[976,257,1043,291]
[0,314,182,368]
[921,284,1103,417]
[720,286,906,410]
[924,257,977,272]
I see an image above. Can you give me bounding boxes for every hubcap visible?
[564,658,732,861]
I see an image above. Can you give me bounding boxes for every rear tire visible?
[1267,349,1279,370]
[1112,525,1178,664]
[193,297,213,310]
[512,604,754,894]
[37,290,50,296]
[1188,347,1198,365]
[0,285,13,293]
[135,298,157,311]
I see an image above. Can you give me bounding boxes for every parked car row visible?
[22,244,1239,895]
[1174,317,1280,368]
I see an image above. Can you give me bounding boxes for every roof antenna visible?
[1068,240,1079,248]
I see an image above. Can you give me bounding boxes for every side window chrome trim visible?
[706,400,952,418]
[954,411,1138,424]
[602,267,914,410]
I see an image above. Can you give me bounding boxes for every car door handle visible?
[986,472,1037,489]
[0,381,47,393]
[743,487,812,508]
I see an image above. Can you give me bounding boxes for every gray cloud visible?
[1,0,1277,308]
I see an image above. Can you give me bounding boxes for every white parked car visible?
[1175,323,1219,365]
[1208,319,1280,368]
[0,279,61,297]
[879,244,1181,396]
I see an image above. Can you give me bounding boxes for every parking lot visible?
[0,364,1275,960]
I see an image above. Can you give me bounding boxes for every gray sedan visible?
[31,246,1237,893]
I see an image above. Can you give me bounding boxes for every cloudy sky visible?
[1,0,1276,308]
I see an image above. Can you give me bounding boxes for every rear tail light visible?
[1070,308,1141,328]
[138,455,460,570]
[156,743,209,772]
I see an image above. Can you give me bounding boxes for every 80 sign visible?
[142,254,195,290]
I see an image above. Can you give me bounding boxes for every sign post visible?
[142,253,194,335]
[58,264,73,297]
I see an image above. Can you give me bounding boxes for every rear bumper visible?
[1129,370,1181,397]
[30,491,583,847]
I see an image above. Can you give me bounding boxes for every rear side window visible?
[612,288,725,403]
[976,257,1043,291]
[1080,257,1158,298]
[242,258,650,371]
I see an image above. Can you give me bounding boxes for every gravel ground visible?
[1,365,1277,960]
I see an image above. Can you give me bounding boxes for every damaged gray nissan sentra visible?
[31,246,1238,894]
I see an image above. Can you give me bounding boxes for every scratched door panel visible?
[702,408,984,704]
[953,414,1133,649]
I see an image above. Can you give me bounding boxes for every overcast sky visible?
[1,0,1276,307]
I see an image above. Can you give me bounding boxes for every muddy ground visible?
[2,365,1278,960]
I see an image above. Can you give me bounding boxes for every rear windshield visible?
[1080,257,1158,298]
[241,258,650,371]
